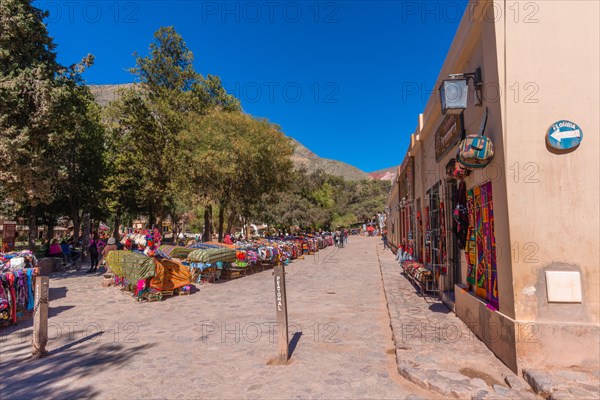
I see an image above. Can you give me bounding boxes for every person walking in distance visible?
[87,232,100,273]
[382,231,389,250]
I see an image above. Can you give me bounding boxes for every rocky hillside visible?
[290,139,370,181]
[369,166,398,182]
[89,84,372,181]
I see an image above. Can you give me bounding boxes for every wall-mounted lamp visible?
[439,67,483,115]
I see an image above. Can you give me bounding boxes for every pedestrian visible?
[343,228,348,244]
[48,239,63,257]
[87,232,100,273]
[338,229,344,248]
[382,231,389,250]
[101,237,118,273]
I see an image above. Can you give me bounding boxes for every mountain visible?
[88,84,372,181]
[369,166,398,182]
[290,139,370,181]
[89,84,134,107]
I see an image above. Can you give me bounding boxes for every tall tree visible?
[180,110,293,241]
[0,0,69,248]
[104,26,240,230]
[51,64,106,241]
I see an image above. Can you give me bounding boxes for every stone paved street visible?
[0,237,438,400]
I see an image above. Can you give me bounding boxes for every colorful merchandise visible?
[465,182,498,308]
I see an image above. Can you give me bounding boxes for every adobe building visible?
[387,0,599,373]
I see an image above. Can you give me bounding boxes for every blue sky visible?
[35,0,467,172]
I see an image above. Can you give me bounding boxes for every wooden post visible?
[273,264,289,363]
[32,276,49,358]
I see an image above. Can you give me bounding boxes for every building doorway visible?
[439,179,461,308]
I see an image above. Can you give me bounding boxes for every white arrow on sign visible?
[550,128,581,143]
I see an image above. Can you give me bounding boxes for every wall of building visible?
[386,179,401,251]
[495,0,600,370]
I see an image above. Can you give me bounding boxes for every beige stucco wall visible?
[493,0,600,369]
[386,177,401,249]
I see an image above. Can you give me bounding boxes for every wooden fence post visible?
[273,264,289,363]
[32,276,49,358]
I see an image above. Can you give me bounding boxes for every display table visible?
[401,260,435,294]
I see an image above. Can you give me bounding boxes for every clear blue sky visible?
[36,0,467,172]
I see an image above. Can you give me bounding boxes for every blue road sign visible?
[546,120,583,150]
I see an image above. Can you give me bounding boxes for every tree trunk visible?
[208,204,213,240]
[45,223,54,242]
[226,211,235,235]
[147,207,155,230]
[82,213,90,263]
[113,213,121,240]
[203,207,210,242]
[72,211,81,243]
[218,204,225,242]
[28,208,37,252]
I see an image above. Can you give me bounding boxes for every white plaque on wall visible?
[545,271,582,303]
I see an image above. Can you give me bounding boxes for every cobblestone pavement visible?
[377,245,592,400]
[523,368,600,400]
[378,246,541,399]
[1,237,439,400]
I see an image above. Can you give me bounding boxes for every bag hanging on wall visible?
[445,158,470,179]
[457,107,494,169]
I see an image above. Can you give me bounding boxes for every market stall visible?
[0,250,38,326]
[105,250,191,301]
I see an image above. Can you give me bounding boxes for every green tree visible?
[0,0,95,249]
[103,27,240,231]
[51,69,106,241]
[180,110,293,241]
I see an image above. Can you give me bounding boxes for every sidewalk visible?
[376,245,540,400]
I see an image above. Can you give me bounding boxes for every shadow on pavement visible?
[0,338,155,400]
[49,286,68,301]
[428,302,451,314]
[0,306,75,339]
[288,331,302,359]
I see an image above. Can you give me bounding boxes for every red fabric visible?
[8,273,17,323]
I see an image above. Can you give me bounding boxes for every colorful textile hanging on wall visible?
[464,182,498,309]
[465,190,476,285]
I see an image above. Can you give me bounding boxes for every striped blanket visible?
[187,247,237,263]
[158,245,194,259]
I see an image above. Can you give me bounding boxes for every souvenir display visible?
[103,232,333,299]
[0,251,38,326]
[465,182,498,308]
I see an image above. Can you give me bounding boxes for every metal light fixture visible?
[439,67,483,115]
